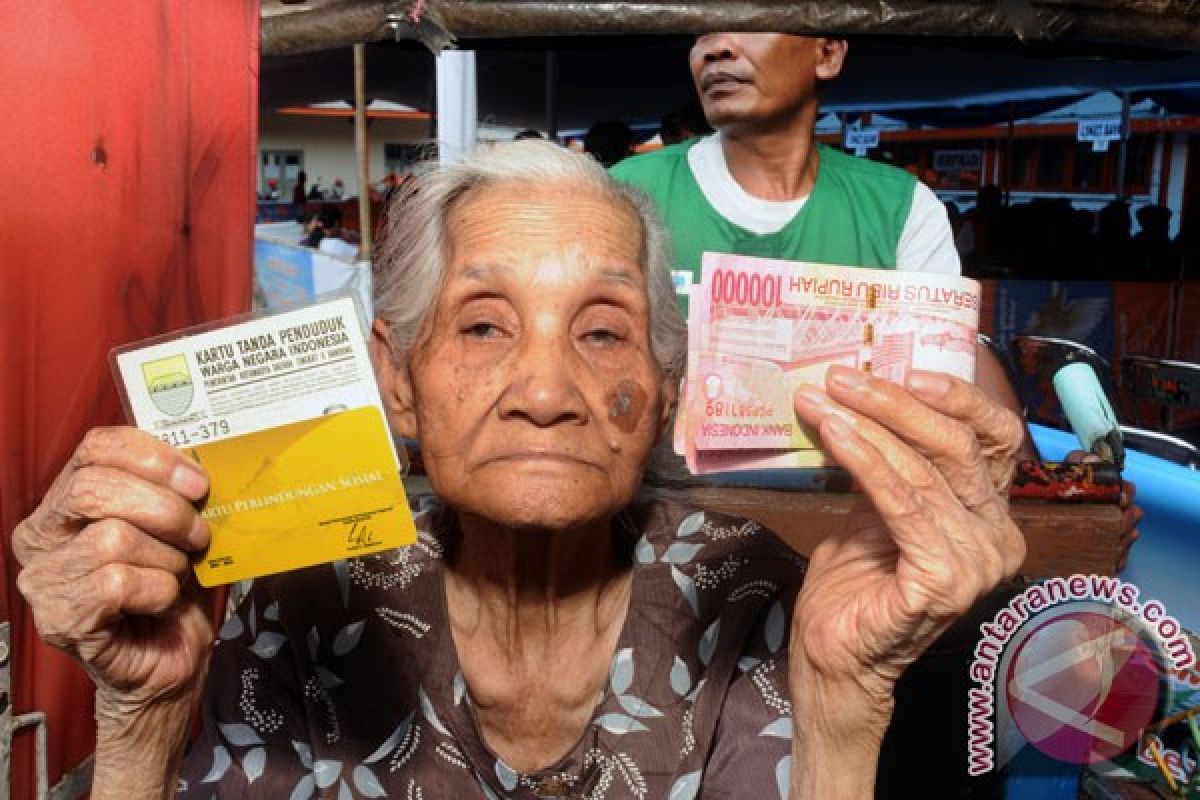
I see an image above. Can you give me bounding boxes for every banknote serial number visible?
[710,269,783,308]
[159,419,231,447]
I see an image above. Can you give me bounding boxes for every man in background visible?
[300,205,359,260]
[612,33,1030,453]
[619,29,1139,562]
[614,35,957,304]
[292,170,308,211]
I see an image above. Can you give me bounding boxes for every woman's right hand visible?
[13,426,215,727]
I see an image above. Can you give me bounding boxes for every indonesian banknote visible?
[677,253,981,474]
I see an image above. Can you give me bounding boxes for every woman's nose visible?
[496,332,588,428]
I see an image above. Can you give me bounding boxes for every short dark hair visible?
[583,120,634,168]
[317,205,342,230]
[680,99,712,137]
[659,112,685,146]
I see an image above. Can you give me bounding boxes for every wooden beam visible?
[261,0,1200,56]
[354,43,372,258]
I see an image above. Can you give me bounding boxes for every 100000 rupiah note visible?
[678,253,981,474]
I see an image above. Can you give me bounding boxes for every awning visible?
[261,35,1200,132]
[261,0,1200,56]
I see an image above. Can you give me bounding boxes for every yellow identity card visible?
[111,295,417,586]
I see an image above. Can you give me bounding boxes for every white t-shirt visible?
[687,134,961,276]
[318,236,359,260]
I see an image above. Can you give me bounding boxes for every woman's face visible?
[390,180,672,531]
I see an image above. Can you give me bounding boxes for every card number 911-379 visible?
[159,419,232,447]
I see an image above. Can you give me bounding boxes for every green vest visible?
[611,140,916,314]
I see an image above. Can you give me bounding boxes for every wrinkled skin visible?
[16,174,1028,800]
[376,181,672,534]
[371,180,675,770]
[13,427,213,797]
[785,368,1026,796]
[791,369,1026,689]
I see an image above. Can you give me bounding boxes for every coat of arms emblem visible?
[141,354,194,416]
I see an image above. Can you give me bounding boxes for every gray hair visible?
[372,140,687,383]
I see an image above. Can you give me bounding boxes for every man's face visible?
[389,180,671,532]
[689,33,845,131]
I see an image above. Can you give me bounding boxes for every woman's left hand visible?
[785,366,1027,796]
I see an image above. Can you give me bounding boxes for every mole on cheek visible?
[605,380,647,434]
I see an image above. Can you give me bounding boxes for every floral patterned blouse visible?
[177,497,806,799]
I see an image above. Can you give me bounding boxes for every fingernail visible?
[824,414,853,439]
[794,384,833,411]
[188,514,211,551]
[830,407,858,429]
[171,461,208,500]
[829,367,867,391]
[907,371,950,398]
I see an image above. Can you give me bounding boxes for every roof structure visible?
[261,33,1200,132]
[257,0,1200,135]
[261,0,1200,56]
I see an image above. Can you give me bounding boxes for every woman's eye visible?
[583,329,622,345]
[463,322,503,338]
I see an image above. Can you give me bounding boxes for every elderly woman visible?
[14,141,1025,799]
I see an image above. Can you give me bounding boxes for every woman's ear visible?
[370,318,419,438]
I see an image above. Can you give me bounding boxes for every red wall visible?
[0,4,258,795]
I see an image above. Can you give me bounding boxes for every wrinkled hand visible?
[14,427,214,716]
[788,367,1027,715]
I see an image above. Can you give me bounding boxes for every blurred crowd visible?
[949,187,1199,282]
[269,105,1198,284]
[571,108,1200,285]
